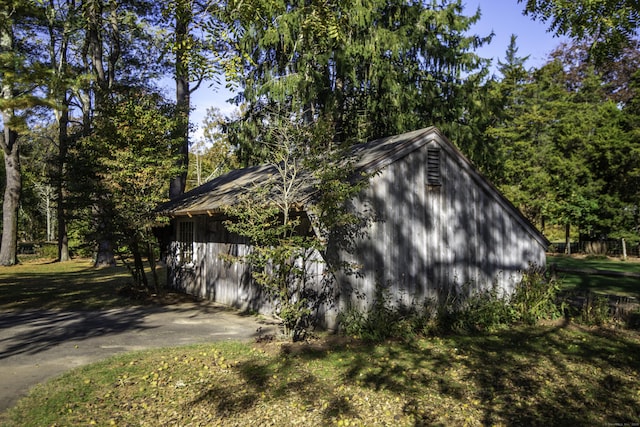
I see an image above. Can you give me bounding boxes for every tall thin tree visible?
[0,5,22,266]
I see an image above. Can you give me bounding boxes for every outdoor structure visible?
[158,127,549,327]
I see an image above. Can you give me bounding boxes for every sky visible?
[467,0,566,69]
[189,0,567,140]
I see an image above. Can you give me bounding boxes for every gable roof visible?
[158,127,548,247]
[156,163,279,217]
[158,127,436,216]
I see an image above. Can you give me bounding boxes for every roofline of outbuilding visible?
[158,126,550,249]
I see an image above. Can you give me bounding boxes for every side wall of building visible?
[168,216,269,313]
[168,216,333,323]
[335,136,547,313]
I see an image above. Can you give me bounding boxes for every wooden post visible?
[622,238,627,261]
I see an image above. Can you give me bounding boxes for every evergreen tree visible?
[489,40,638,246]
[219,0,491,164]
[0,0,50,265]
[480,35,531,183]
[618,71,640,245]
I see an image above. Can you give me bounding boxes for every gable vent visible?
[426,147,441,186]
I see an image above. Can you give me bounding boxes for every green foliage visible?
[220,0,491,165]
[74,89,182,291]
[443,270,563,332]
[339,284,437,342]
[559,291,615,327]
[487,40,640,241]
[521,0,640,64]
[38,242,58,259]
[422,282,514,335]
[335,267,637,342]
[453,286,512,333]
[510,267,563,324]
[579,294,612,326]
[225,197,319,339]
[223,112,366,341]
[340,267,567,340]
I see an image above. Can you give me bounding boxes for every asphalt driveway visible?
[0,302,277,413]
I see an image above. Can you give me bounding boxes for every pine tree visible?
[0,1,49,265]
[220,0,491,164]
[488,39,638,246]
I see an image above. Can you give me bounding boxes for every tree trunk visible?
[49,11,72,262]
[0,16,20,266]
[169,0,191,199]
[0,125,20,266]
[147,241,159,293]
[86,0,115,267]
[565,223,571,255]
[95,239,116,267]
[56,100,70,262]
[131,238,148,290]
[86,0,105,86]
[56,181,70,261]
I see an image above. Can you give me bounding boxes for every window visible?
[178,220,194,265]
[426,147,441,186]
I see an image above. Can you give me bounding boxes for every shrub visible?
[560,291,619,327]
[39,242,59,259]
[338,284,437,342]
[452,285,512,333]
[338,266,628,341]
[579,294,612,326]
[509,267,563,324]
[339,282,515,340]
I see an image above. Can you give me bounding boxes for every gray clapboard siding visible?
[170,216,329,317]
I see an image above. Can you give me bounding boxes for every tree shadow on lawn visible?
[189,326,640,426]
[0,259,215,311]
[572,272,640,299]
[443,324,640,426]
[0,262,135,310]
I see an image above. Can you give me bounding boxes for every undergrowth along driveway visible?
[4,323,640,427]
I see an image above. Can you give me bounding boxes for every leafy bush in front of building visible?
[338,284,435,342]
[339,266,568,341]
[223,114,369,342]
[509,267,564,324]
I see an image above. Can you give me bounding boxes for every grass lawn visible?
[2,257,640,426]
[548,255,640,298]
[0,258,167,311]
[2,325,640,426]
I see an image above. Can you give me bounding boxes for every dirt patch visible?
[252,334,363,358]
